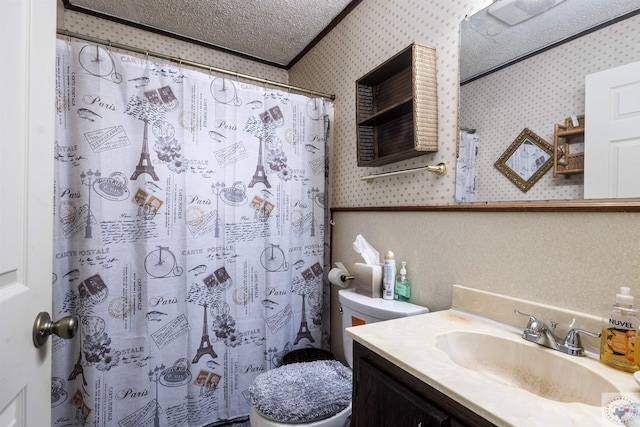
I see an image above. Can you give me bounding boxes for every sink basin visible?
[435,331,620,406]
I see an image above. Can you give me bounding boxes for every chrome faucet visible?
[514,310,601,356]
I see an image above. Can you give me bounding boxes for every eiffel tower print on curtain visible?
[131,119,159,181]
[192,303,218,363]
[248,137,271,188]
[294,294,314,345]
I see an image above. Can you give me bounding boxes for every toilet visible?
[248,288,429,426]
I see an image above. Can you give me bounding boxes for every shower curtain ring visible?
[145,50,149,61]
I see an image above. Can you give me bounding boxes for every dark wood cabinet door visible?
[352,341,496,427]
[354,357,449,426]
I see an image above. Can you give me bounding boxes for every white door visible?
[0,0,56,425]
[584,61,640,199]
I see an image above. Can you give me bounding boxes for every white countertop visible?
[346,308,640,427]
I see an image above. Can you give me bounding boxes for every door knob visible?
[32,312,78,348]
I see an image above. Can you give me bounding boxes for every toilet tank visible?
[338,288,429,367]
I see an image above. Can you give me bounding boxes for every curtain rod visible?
[56,29,336,101]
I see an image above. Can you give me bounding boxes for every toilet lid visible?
[248,360,352,423]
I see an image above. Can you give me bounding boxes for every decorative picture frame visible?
[495,128,555,192]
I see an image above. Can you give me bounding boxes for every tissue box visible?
[354,263,383,298]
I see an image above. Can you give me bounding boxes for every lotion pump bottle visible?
[394,261,411,302]
[600,286,640,372]
[382,251,396,300]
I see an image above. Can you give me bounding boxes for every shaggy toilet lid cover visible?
[248,360,352,423]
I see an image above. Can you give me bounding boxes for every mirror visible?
[495,128,554,192]
[459,0,640,203]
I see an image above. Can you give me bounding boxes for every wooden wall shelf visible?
[553,115,585,177]
[356,43,438,167]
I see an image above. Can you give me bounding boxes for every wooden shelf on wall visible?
[553,115,585,177]
[356,43,438,167]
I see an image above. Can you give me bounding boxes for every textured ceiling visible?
[460,0,640,83]
[63,0,358,68]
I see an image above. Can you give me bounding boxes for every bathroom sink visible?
[435,330,620,406]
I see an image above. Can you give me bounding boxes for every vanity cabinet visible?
[352,341,496,427]
[356,43,438,166]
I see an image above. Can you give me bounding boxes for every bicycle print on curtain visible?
[52,39,331,426]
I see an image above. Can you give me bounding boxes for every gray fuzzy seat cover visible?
[248,360,352,423]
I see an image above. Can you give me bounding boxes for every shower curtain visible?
[52,39,332,426]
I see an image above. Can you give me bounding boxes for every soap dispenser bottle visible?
[600,286,640,372]
[382,251,396,300]
[394,261,411,302]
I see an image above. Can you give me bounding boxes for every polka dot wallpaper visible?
[289,0,640,207]
[290,0,493,208]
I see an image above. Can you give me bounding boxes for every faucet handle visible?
[514,310,540,330]
[563,328,601,356]
[565,328,601,346]
[514,310,546,342]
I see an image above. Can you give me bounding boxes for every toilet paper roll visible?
[328,268,352,287]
